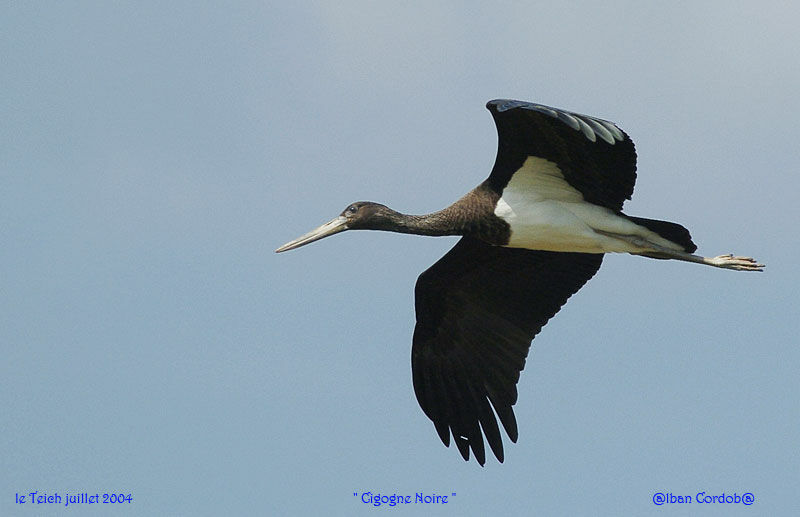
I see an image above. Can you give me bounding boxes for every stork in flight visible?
[276,99,763,465]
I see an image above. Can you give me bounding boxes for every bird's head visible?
[275,201,396,252]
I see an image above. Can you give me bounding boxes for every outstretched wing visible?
[485,99,637,211]
[411,237,603,465]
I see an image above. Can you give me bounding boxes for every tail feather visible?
[627,216,697,253]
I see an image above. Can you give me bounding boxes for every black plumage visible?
[276,99,763,466]
[412,238,603,464]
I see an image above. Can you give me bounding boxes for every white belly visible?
[495,198,650,253]
[493,156,682,254]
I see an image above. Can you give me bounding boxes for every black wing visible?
[485,99,637,211]
[411,237,603,465]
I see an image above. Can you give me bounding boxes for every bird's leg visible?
[646,250,765,271]
[595,231,764,271]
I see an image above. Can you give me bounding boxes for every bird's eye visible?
[347,205,358,214]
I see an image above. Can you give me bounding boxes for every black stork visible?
[276,99,763,466]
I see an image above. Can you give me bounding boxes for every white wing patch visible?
[500,156,584,204]
[494,157,682,253]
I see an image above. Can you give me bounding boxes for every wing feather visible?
[412,237,603,465]
[485,99,637,211]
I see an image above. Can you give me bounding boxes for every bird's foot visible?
[707,254,764,271]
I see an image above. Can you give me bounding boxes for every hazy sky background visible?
[3,2,799,515]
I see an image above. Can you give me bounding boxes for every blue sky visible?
[3,2,799,515]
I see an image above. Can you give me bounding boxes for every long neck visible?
[376,184,502,238]
[382,207,468,236]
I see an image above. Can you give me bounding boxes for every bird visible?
[275,99,763,466]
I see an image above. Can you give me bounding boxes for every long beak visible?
[275,216,349,253]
